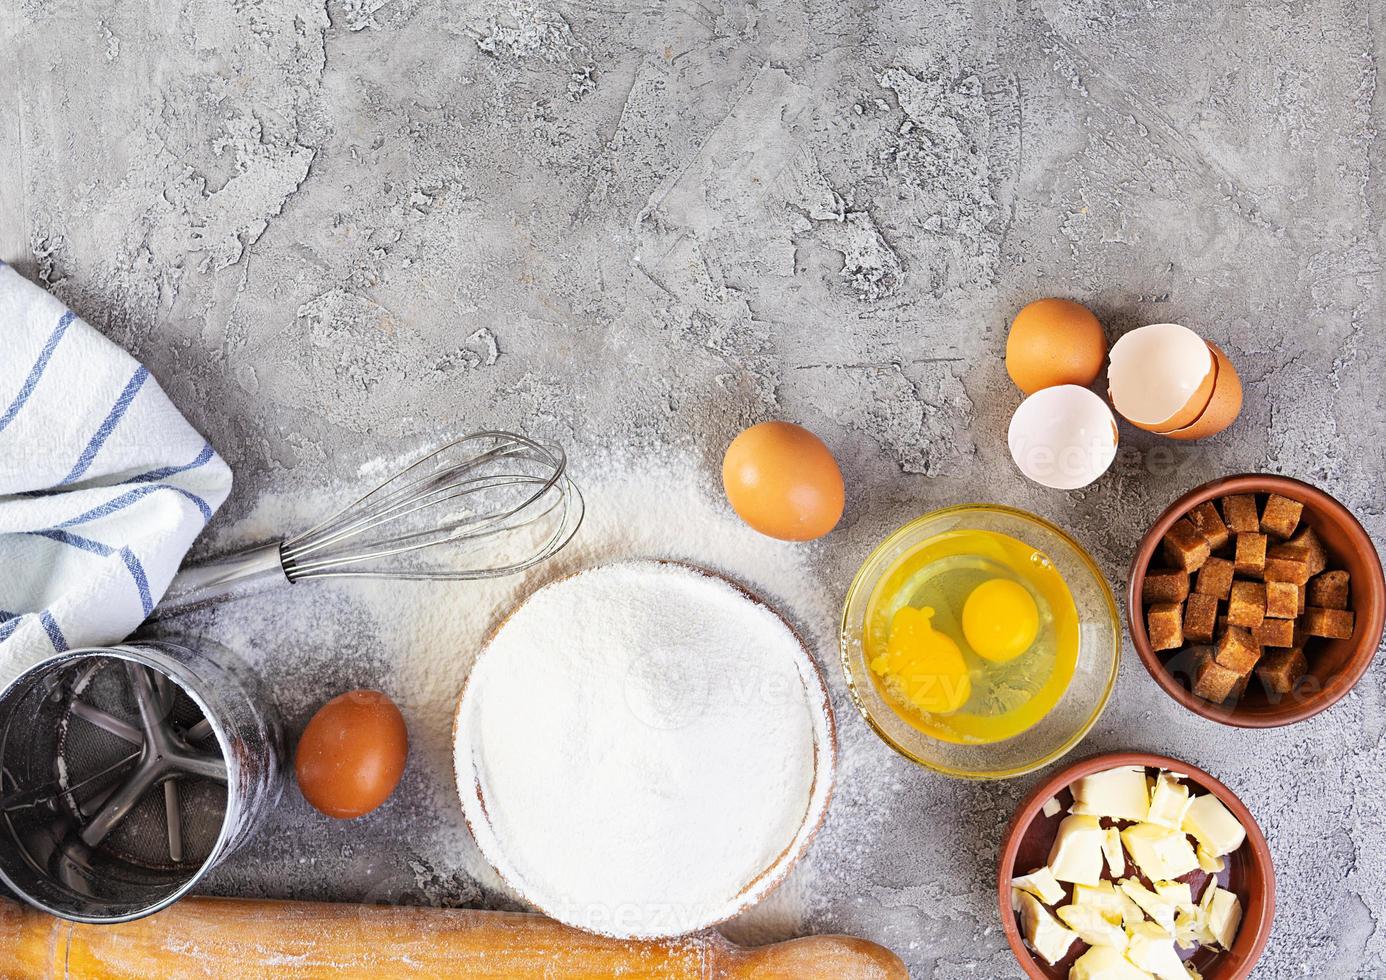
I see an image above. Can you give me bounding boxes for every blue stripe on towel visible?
[31,528,114,556]
[29,530,157,617]
[120,547,154,616]
[18,445,217,502]
[160,485,214,522]
[129,441,216,483]
[60,366,149,486]
[39,611,67,652]
[0,616,20,643]
[0,311,75,434]
[57,482,212,526]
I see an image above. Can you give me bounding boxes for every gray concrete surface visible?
[3,0,1384,975]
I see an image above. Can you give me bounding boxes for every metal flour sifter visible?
[0,639,283,922]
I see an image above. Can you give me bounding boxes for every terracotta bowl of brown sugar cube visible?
[1129,474,1385,727]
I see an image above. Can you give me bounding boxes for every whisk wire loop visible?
[278,431,582,582]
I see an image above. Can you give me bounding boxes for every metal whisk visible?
[156,431,583,615]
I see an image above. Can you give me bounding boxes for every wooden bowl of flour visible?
[452,560,837,940]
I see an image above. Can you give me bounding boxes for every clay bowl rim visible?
[997,750,1275,980]
[451,557,838,941]
[1128,473,1385,727]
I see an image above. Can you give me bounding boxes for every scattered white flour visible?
[173,444,895,939]
[455,561,830,938]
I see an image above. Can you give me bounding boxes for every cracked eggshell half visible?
[1107,323,1216,433]
[1008,385,1119,491]
[1162,341,1243,441]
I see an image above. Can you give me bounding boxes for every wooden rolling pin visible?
[0,896,908,979]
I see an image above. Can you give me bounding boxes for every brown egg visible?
[1005,299,1107,395]
[295,690,408,819]
[722,421,844,541]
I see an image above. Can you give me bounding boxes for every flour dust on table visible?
[163,445,886,931]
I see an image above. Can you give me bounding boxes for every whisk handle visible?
[154,543,290,616]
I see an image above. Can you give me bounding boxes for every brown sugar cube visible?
[1307,570,1350,610]
[1234,533,1268,577]
[1260,494,1304,539]
[1263,544,1312,586]
[1194,652,1246,703]
[1162,519,1211,572]
[1227,580,1266,629]
[1256,647,1308,696]
[1297,584,1307,614]
[1265,580,1299,619]
[1304,606,1355,640]
[1147,602,1185,651]
[1184,593,1218,643]
[1229,669,1252,701]
[1187,501,1231,551]
[1222,494,1260,533]
[1195,557,1235,599]
[1143,569,1190,605]
[1214,625,1261,673]
[1253,618,1295,648]
[1285,526,1328,577]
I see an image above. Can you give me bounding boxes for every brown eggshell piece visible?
[1112,343,1216,434]
[296,689,409,819]
[1163,341,1243,441]
[1151,349,1218,432]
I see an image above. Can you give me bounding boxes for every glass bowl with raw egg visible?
[840,505,1119,779]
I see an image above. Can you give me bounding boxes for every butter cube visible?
[1017,891,1079,966]
[1119,877,1178,931]
[1195,844,1224,873]
[1057,902,1130,951]
[1118,888,1149,930]
[1074,880,1126,923]
[1042,796,1062,818]
[1102,825,1126,877]
[1121,823,1200,881]
[1199,879,1218,916]
[1182,793,1246,857]
[1146,773,1193,829]
[1072,765,1151,822]
[1206,886,1243,950]
[1126,922,1190,980]
[1048,814,1107,886]
[1070,945,1158,980]
[1154,880,1194,912]
[1174,907,1209,950]
[1012,865,1066,906]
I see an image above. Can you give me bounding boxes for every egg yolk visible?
[869,606,971,715]
[961,578,1039,662]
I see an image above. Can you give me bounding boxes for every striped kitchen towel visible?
[0,261,232,681]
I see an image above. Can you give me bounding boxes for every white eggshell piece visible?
[1108,323,1213,425]
[1008,385,1119,490]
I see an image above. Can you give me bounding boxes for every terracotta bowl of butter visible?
[1129,473,1386,727]
[999,751,1274,980]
